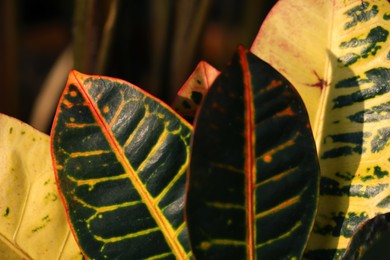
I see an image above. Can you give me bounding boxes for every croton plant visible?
[1,0,390,259]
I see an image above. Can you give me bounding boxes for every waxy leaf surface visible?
[51,71,192,259]
[171,61,219,123]
[343,212,390,259]
[186,47,320,259]
[0,114,82,259]
[253,1,390,258]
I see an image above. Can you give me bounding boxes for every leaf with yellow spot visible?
[343,212,390,259]
[51,71,193,259]
[186,46,320,259]
[0,113,82,259]
[171,61,219,123]
[252,0,390,258]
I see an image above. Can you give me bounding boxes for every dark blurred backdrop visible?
[0,0,277,133]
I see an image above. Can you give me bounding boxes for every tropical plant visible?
[252,0,390,258]
[0,0,389,259]
[0,114,81,259]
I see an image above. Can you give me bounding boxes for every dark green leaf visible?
[342,212,390,260]
[186,46,320,259]
[51,71,192,259]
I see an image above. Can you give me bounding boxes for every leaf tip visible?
[68,70,89,86]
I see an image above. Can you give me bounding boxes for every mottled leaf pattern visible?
[186,47,320,259]
[171,61,219,123]
[254,0,390,258]
[0,113,82,260]
[51,71,192,259]
[342,212,390,259]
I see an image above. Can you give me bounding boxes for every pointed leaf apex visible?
[68,70,89,85]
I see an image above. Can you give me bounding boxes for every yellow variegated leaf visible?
[171,61,219,122]
[252,0,390,258]
[0,114,82,259]
[251,0,328,128]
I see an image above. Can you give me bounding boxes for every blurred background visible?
[0,0,277,133]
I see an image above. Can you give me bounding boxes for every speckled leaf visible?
[51,71,192,259]
[171,61,219,123]
[342,212,390,259]
[186,47,320,259]
[253,1,390,258]
[0,113,82,260]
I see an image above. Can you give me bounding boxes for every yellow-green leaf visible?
[252,0,390,258]
[0,113,82,259]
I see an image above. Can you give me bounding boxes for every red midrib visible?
[71,71,186,258]
[240,47,255,260]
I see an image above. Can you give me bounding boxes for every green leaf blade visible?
[343,212,390,259]
[52,71,192,259]
[186,47,320,259]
